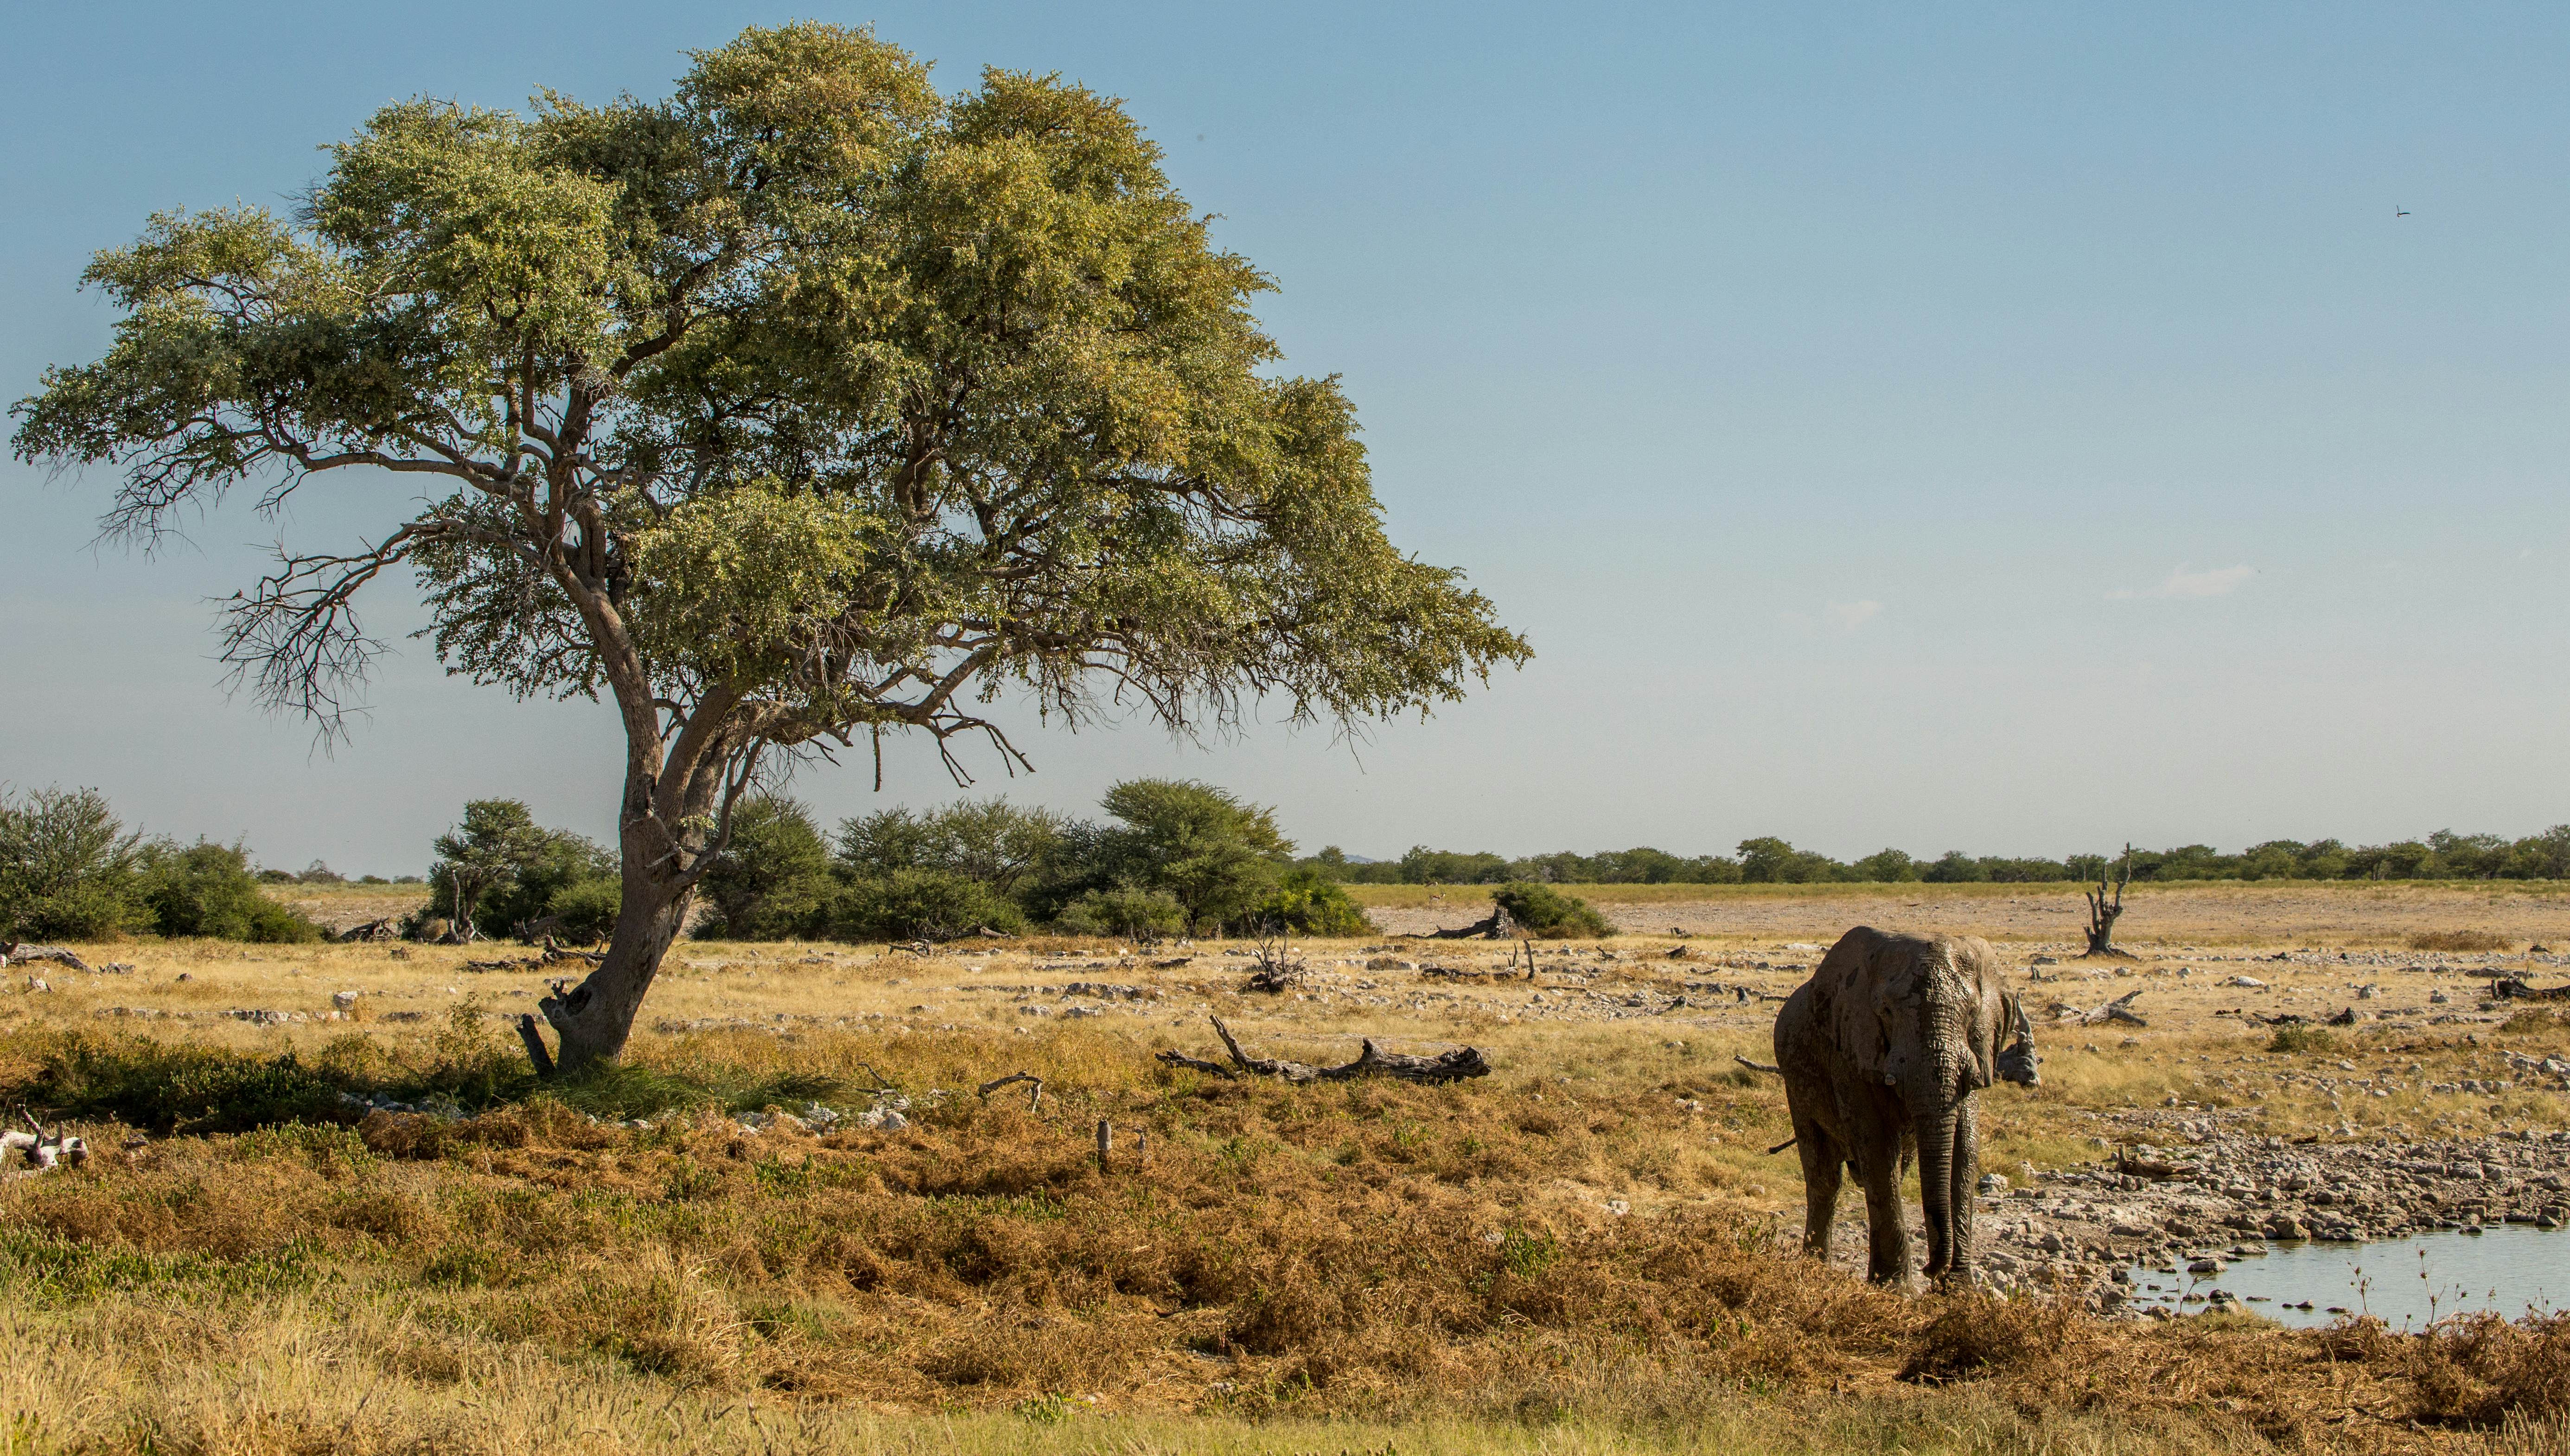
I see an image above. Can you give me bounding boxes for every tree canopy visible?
[11,24,1525,1068]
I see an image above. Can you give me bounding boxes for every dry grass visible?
[10,891,2570,1450]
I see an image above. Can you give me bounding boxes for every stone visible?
[1978,1173,2010,1195]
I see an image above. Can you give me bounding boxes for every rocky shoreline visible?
[1974,1116,2570,1316]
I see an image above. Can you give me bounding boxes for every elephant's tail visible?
[1734,1055,1782,1074]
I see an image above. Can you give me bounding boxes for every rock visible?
[332,991,359,1010]
[2430,989,2451,1004]
[2228,975,2266,988]
[2357,984,2379,998]
[2188,1258,2225,1274]
[1978,1173,2010,1195]
[2266,1216,2307,1239]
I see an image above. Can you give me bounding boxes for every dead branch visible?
[0,1125,88,1173]
[2081,845,2136,958]
[1242,927,1306,994]
[515,1014,556,1078]
[977,1072,1046,1111]
[2492,977,2570,1002]
[0,945,90,972]
[1156,1016,1491,1085]
[332,917,400,944]
[2048,989,2147,1026]
[1415,900,1519,941]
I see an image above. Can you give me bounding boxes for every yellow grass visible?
[6,889,2570,1451]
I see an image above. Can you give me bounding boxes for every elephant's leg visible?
[1793,1116,1843,1257]
[1852,1135,1913,1286]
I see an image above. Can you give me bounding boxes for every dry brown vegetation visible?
[7,884,2570,1451]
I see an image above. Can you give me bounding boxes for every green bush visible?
[136,840,324,943]
[2265,1024,2336,1055]
[1247,867,1375,937]
[21,1033,348,1134]
[696,796,834,939]
[829,869,1028,942]
[541,877,622,945]
[1492,882,1613,939]
[423,800,616,939]
[1054,885,1188,939]
[0,787,146,940]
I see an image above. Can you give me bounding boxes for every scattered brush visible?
[2412,930,2513,953]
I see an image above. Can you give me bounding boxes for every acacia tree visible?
[12,25,1528,1071]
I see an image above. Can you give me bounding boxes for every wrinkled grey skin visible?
[1773,927,2040,1287]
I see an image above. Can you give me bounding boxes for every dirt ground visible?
[1357,880,2570,948]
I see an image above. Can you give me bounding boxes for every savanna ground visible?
[13,882,2570,1452]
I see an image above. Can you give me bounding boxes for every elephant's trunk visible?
[1913,1100,1960,1280]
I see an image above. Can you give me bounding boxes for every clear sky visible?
[5,2,2566,875]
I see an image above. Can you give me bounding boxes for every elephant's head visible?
[1866,936,2020,1280]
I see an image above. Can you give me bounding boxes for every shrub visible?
[1053,885,1187,939]
[0,787,146,940]
[424,800,616,939]
[21,1032,347,1133]
[1247,867,1375,937]
[1083,780,1289,929]
[542,877,622,945]
[136,840,325,943]
[696,796,834,940]
[2266,1024,2335,1055]
[1492,882,1613,939]
[829,870,1028,942]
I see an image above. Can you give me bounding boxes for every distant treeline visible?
[1304,829,2570,885]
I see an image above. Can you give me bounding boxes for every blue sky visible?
[6,2,2567,873]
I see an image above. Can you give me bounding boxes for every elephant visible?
[1773,926,2039,1287]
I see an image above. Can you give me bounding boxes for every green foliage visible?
[1078,779,1291,931]
[0,787,146,940]
[2266,1025,2336,1055]
[20,1033,347,1134]
[135,840,324,943]
[422,800,614,939]
[695,796,834,940]
[1736,837,1844,885]
[11,21,1526,939]
[1491,882,1612,939]
[834,798,1069,896]
[1053,886,1188,939]
[829,869,1027,943]
[541,877,622,946]
[1247,867,1375,937]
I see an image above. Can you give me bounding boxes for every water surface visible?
[2124,1225,2570,1329]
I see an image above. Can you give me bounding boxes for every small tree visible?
[695,795,833,939]
[13,25,1525,1068]
[427,801,549,941]
[0,787,146,941]
[2083,843,2134,957]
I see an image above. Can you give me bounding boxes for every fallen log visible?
[332,917,400,944]
[0,945,89,973]
[2051,988,2147,1027]
[1415,903,1520,941]
[1,1110,87,1172]
[1155,1016,1491,1085]
[978,1072,1046,1112]
[2492,977,2570,1002]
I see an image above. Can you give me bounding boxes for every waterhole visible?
[2124,1224,2570,1329]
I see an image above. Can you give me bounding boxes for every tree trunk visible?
[533,781,703,1072]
